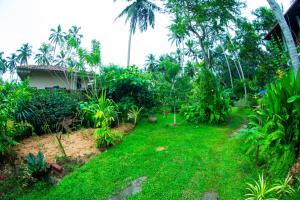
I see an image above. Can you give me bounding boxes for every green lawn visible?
[21,108,260,200]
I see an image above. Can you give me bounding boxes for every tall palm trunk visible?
[222,46,233,89]
[226,28,247,102]
[127,31,133,67]
[237,58,247,102]
[267,0,299,77]
[53,42,57,59]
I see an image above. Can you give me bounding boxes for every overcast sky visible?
[0,0,290,71]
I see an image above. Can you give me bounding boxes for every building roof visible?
[17,65,95,80]
[17,65,68,72]
[265,0,300,40]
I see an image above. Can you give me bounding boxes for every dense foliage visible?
[240,69,300,177]
[0,81,32,160]
[16,90,80,134]
[79,90,118,128]
[101,65,158,119]
[181,68,231,124]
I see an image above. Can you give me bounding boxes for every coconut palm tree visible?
[49,24,65,57]
[267,0,299,76]
[115,0,160,66]
[185,40,199,63]
[17,43,32,66]
[34,43,53,65]
[168,16,187,71]
[144,53,158,72]
[55,50,68,67]
[0,52,7,74]
[67,26,83,46]
[6,53,18,78]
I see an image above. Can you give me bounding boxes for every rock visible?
[148,116,157,123]
[109,176,147,200]
[51,163,63,173]
[202,192,218,200]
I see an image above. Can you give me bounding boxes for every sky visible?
[0,0,291,75]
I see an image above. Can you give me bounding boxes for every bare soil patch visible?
[13,123,134,164]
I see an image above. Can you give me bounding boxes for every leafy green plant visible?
[25,152,49,182]
[0,81,32,160]
[93,128,123,148]
[272,175,295,198]
[128,106,143,125]
[245,174,276,200]
[245,174,295,200]
[79,90,118,128]
[101,65,158,119]
[180,68,231,124]
[16,90,80,134]
[242,69,300,176]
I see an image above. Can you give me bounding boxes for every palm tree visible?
[49,24,65,57]
[168,16,187,71]
[185,40,199,63]
[0,52,7,74]
[267,0,299,76]
[17,43,32,66]
[6,53,18,78]
[185,61,197,78]
[144,53,158,72]
[115,0,160,66]
[67,26,83,46]
[34,43,52,65]
[55,50,67,67]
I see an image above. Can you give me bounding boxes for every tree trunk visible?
[226,30,247,102]
[53,42,57,59]
[222,46,234,89]
[189,26,210,68]
[236,57,247,102]
[182,42,185,74]
[267,0,299,77]
[173,107,176,125]
[127,31,132,67]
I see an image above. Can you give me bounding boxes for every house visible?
[17,65,93,90]
[265,0,300,45]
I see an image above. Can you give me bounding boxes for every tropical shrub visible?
[245,174,295,200]
[93,128,123,148]
[0,81,32,160]
[181,68,231,124]
[240,69,300,177]
[128,106,143,125]
[101,65,158,119]
[25,151,49,182]
[79,90,118,128]
[17,90,80,134]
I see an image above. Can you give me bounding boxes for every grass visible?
[20,108,260,200]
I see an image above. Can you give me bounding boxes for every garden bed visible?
[13,123,134,164]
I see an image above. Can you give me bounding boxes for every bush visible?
[240,69,300,177]
[0,81,32,160]
[25,151,50,182]
[101,65,158,120]
[181,68,231,124]
[93,128,123,148]
[17,90,80,134]
[79,90,118,128]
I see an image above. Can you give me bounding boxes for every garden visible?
[1,0,300,199]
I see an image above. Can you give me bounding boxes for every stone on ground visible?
[109,176,147,200]
[202,192,218,200]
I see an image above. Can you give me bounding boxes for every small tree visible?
[158,56,189,125]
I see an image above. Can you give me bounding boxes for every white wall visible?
[28,71,76,90]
